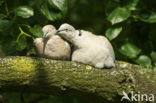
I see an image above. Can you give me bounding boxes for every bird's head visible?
[42,25,56,40]
[56,23,80,42]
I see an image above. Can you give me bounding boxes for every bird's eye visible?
[65,29,68,31]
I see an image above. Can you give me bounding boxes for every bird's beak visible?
[56,30,63,34]
[56,30,60,34]
[43,32,48,39]
[56,29,65,34]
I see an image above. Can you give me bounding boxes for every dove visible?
[56,23,115,69]
[34,25,71,60]
[33,38,44,57]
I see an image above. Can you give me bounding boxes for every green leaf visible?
[105,26,122,40]
[119,43,141,58]
[16,36,27,51]
[135,55,151,66]
[0,19,12,32]
[15,6,34,18]
[40,3,62,21]
[30,25,43,38]
[39,0,68,21]
[4,33,28,53]
[48,0,67,11]
[107,7,131,25]
[136,11,156,23]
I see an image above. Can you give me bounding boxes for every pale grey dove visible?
[34,25,71,60]
[56,23,115,68]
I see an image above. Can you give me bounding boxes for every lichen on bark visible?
[0,56,155,103]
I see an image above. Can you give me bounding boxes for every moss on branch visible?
[0,56,155,103]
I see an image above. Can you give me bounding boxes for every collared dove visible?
[56,23,115,69]
[34,25,71,60]
[34,38,44,57]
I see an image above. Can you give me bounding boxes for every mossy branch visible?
[0,56,155,103]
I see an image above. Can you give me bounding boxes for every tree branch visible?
[0,56,155,103]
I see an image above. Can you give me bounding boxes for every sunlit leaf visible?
[15,6,34,18]
[107,7,131,25]
[135,55,151,66]
[105,26,122,40]
[40,4,62,21]
[119,43,141,58]
[39,0,68,21]
[48,0,67,11]
[136,11,156,23]
[30,25,43,38]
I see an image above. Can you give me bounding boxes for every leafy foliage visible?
[0,0,67,56]
[135,55,152,67]
[15,6,34,18]
[136,11,156,23]
[105,26,122,40]
[0,0,156,66]
[107,7,131,25]
[39,0,68,21]
[119,43,142,58]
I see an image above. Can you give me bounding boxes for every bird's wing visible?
[46,35,71,58]
[99,36,115,60]
[34,38,44,57]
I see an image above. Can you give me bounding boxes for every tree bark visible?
[0,56,155,103]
